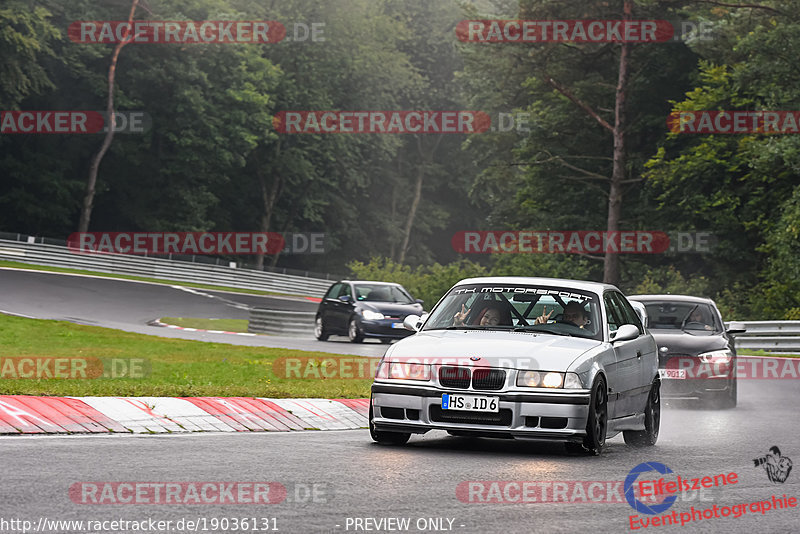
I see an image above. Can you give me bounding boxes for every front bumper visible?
[660,375,735,398]
[371,382,591,441]
[360,319,415,339]
[659,354,735,398]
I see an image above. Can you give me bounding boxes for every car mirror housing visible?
[612,324,640,343]
[415,299,424,306]
[403,314,421,332]
[726,321,747,335]
[338,295,352,303]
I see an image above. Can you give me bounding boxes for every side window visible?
[337,283,353,299]
[325,283,343,300]
[604,293,624,333]
[613,293,644,335]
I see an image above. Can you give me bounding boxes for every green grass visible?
[0,314,372,398]
[0,260,314,298]
[160,317,249,333]
[738,349,800,358]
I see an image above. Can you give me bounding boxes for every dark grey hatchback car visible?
[315,280,424,343]
[629,295,746,409]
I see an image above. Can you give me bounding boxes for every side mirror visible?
[726,321,747,335]
[338,295,352,303]
[403,314,422,332]
[415,299,424,306]
[631,303,649,328]
[612,324,640,343]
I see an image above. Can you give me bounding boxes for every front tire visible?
[348,318,364,343]
[624,379,661,447]
[708,378,737,409]
[369,398,410,445]
[567,376,607,455]
[314,316,329,341]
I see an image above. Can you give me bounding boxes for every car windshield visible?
[354,284,414,304]
[422,283,603,340]
[642,301,721,333]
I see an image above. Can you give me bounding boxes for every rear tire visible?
[348,318,364,343]
[314,317,329,341]
[567,376,607,455]
[369,398,410,445]
[624,379,661,447]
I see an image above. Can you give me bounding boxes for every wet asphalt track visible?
[1,267,799,533]
[0,267,389,357]
[1,378,799,533]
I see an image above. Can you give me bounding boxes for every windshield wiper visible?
[513,326,574,337]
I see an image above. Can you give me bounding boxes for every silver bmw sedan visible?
[369,276,660,455]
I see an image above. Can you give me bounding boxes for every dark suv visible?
[315,281,424,343]
[629,295,745,409]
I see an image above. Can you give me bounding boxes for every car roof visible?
[629,294,716,305]
[453,276,618,294]
[337,280,403,286]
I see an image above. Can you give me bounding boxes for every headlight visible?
[362,310,385,320]
[516,371,582,389]
[699,349,732,364]
[517,371,541,387]
[376,361,430,381]
[542,372,563,388]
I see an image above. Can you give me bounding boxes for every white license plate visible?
[442,394,499,413]
[391,322,404,329]
[659,369,686,379]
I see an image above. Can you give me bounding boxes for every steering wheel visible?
[684,321,707,330]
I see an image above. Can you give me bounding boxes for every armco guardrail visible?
[248,308,316,336]
[727,321,800,352]
[0,239,333,298]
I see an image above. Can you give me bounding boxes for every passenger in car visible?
[534,302,589,328]
[453,302,512,326]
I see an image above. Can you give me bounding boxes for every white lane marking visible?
[0,310,36,319]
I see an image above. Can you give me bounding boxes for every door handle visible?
[636,351,642,359]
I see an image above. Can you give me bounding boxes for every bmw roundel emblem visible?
[470,356,481,361]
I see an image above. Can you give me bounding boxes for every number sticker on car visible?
[659,368,686,379]
[391,322,404,328]
[442,394,499,412]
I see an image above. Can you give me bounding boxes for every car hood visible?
[648,330,729,355]
[360,302,422,317]
[385,329,602,371]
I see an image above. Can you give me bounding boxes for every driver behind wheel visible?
[534,301,589,328]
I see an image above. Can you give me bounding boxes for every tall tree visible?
[78,0,139,232]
